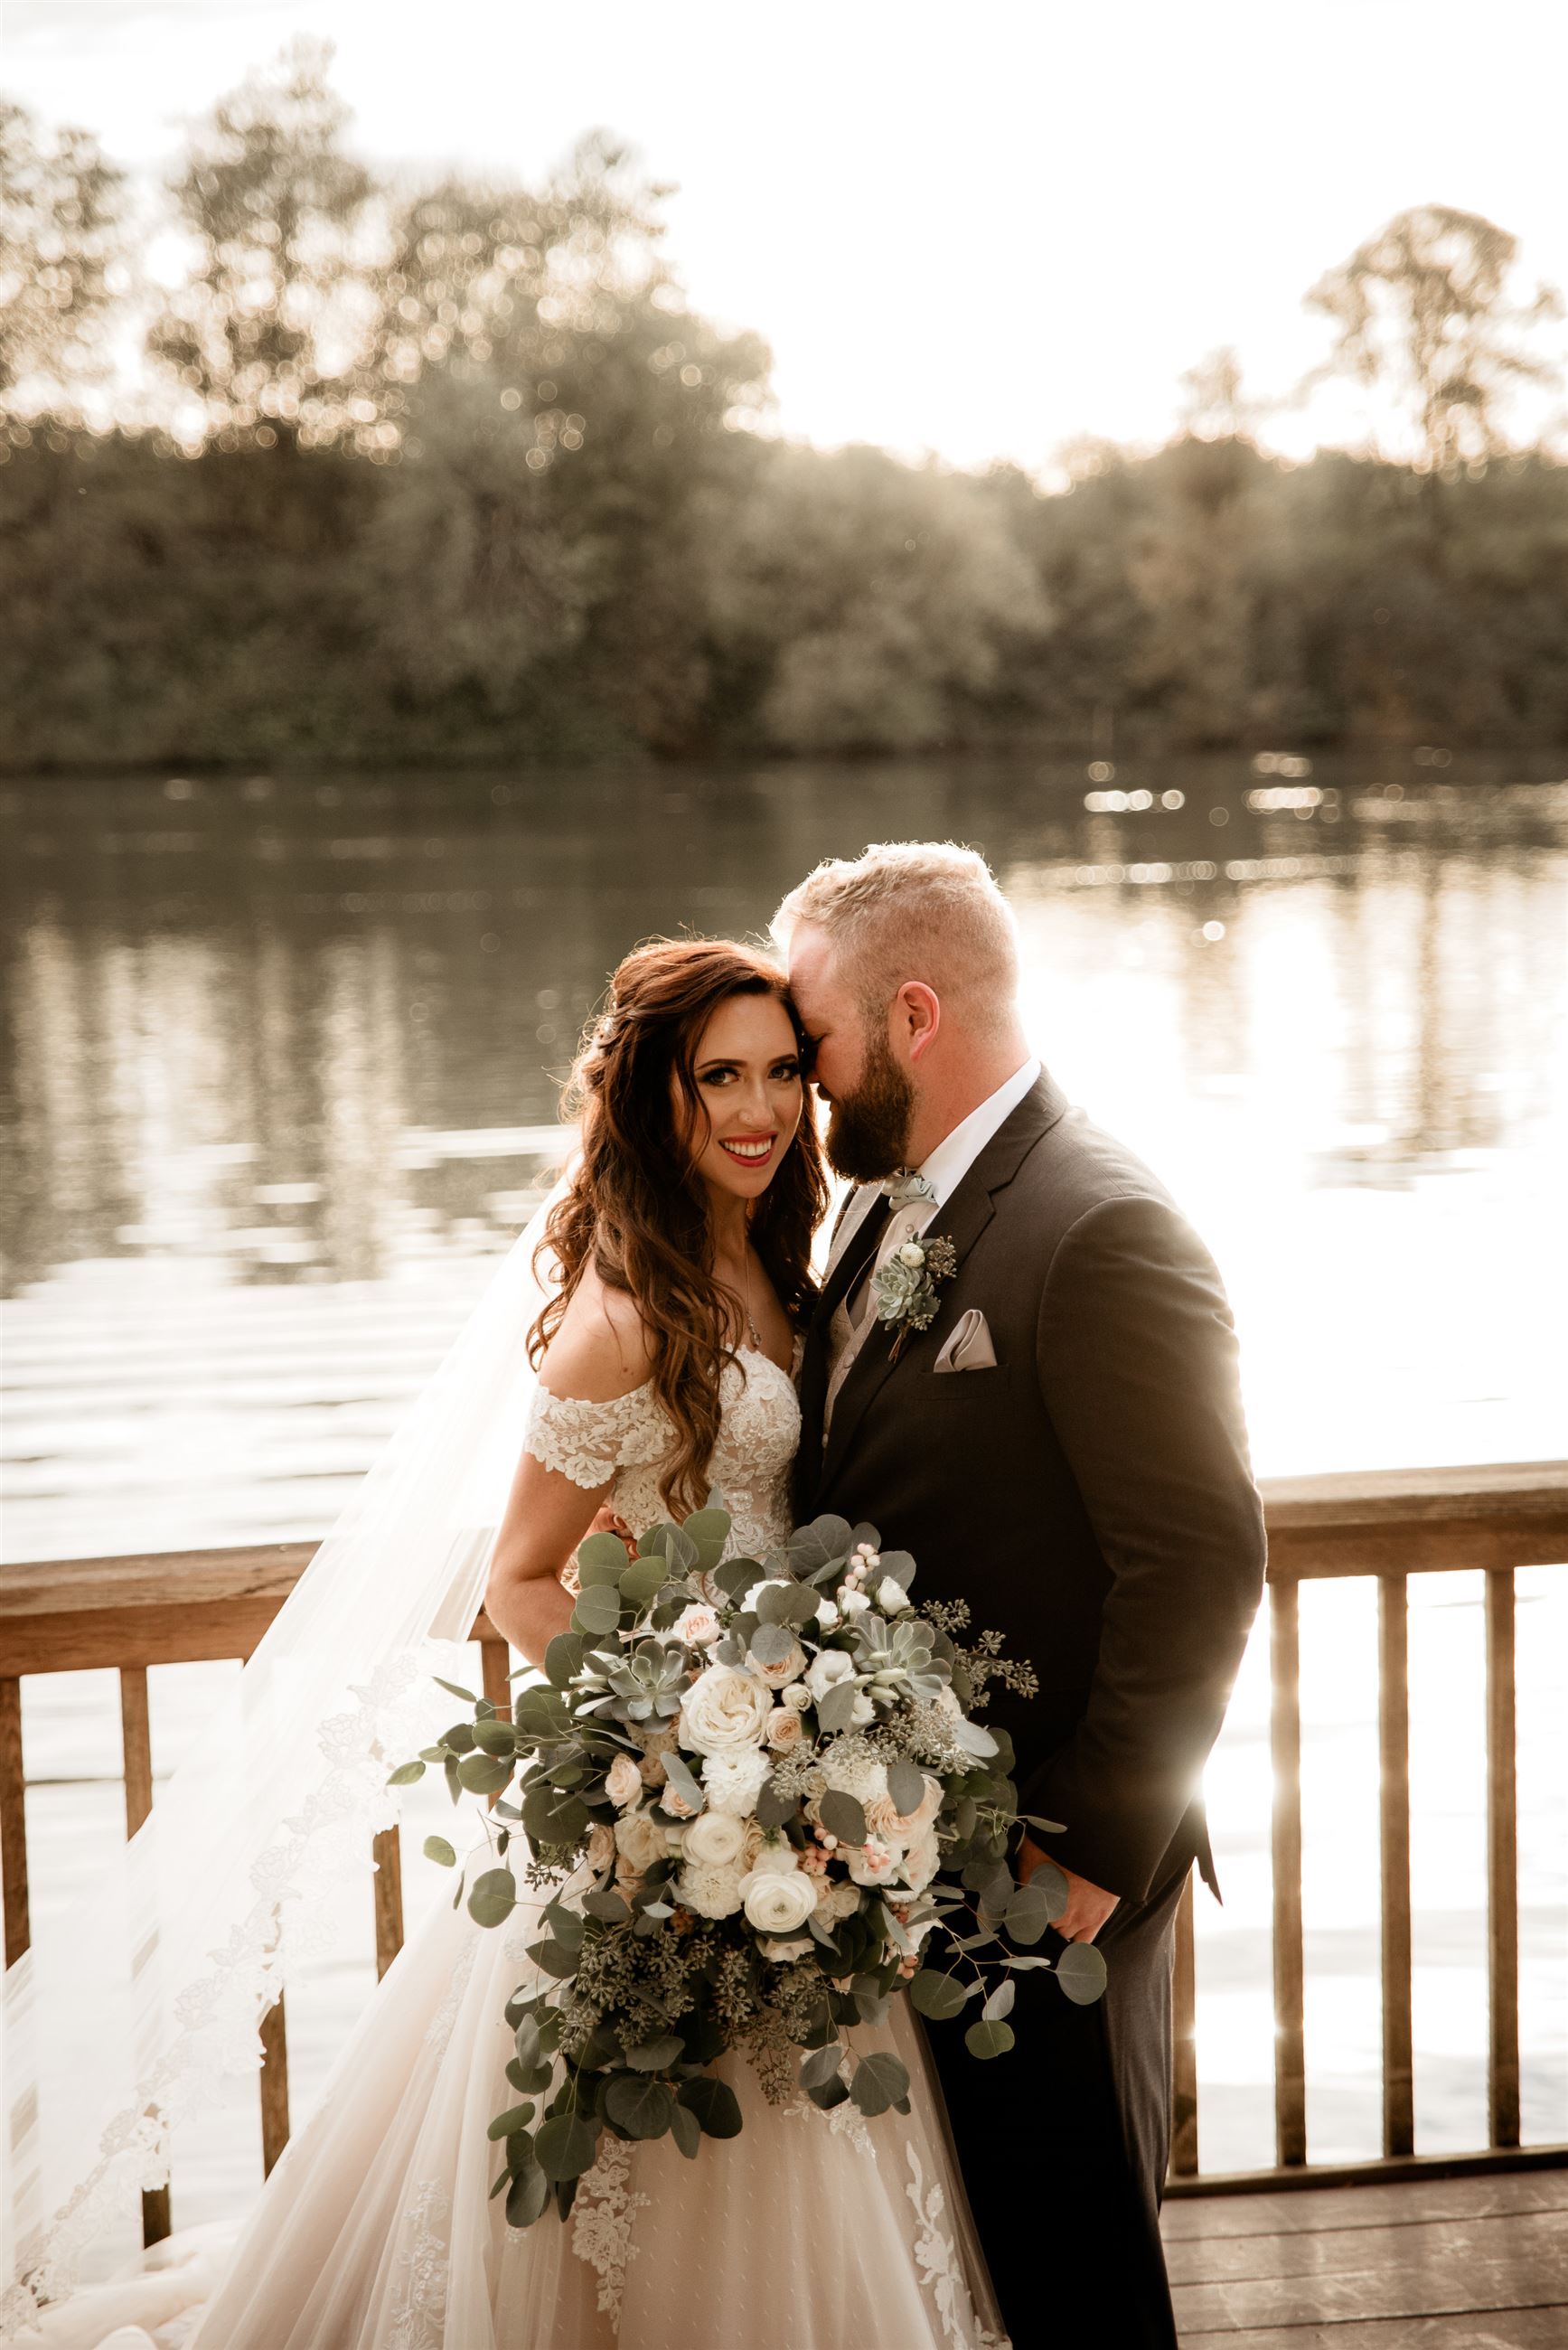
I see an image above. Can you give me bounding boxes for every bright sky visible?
[5,0,1568,473]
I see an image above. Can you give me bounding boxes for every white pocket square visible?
[933,1308,997,1373]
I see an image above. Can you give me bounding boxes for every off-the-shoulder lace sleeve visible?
[522,1381,667,1490]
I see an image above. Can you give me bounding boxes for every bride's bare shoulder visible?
[540,1267,654,1401]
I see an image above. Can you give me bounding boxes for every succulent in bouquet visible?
[390,1503,1106,2230]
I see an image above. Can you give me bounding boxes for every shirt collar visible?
[915,1057,1042,1208]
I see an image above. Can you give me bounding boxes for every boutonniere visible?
[871,1229,958,1361]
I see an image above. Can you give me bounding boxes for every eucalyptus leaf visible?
[981,1978,1017,2023]
[660,1749,706,1813]
[624,2034,685,2072]
[669,2099,702,2159]
[432,1676,478,1702]
[604,2074,674,2139]
[386,1760,425,1787]
[472,1718,518,1756]
[582,1887,632,1925]
[815,1678,861,1734]
[748,1621,797,1667]
[457,1752,513,1795]
[467,1868,517,1928]
[543,1633,585,1689]
[577,1530,634,1578]
[805,2072,850,2111]
[1006,1872,1066,1943]
[620,1557,669,1605]
[887,1759,926,1817]
[799,2042,843,2092]
[572,1584,623,1637]
[909,1969,968,2021]
[849,2051,910,2118]
[422,1835,456,1868]
[819,1789,868,1846]
[676,2075,743,2138]
[1055,1941,1110,2006]
[963,2018,1016,2060]
[535,2112,599,2181]
[486,2102,536,2141]
[504,2157,550,2229]
[755,1773,796,1829]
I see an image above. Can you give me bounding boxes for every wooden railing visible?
[2,1462,1565,2242]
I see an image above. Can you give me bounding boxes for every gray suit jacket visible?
[795,1069,1267,1902]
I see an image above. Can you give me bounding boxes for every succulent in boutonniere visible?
[871,1231,959,1361]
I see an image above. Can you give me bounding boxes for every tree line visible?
[3,42,1565,771]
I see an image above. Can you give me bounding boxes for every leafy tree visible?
[0,98,126,409]
[147,38,375,444]
[1308,204,1563,474]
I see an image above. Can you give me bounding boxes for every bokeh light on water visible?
[1,754,1564,2191]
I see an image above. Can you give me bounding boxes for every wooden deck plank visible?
[1173,2247,1566,2332]
[1165,2203,1567,2286]
[1162,2166,1568,2240]
[1181,2308,1568,2347]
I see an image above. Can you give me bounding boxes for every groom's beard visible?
[822,1031,915,1184]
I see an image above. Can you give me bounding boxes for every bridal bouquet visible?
[391,1506,1105,2230]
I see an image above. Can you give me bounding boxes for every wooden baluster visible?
[258,1988,291,2176]
[480,1637,511,1718]
[1270,1576,1307,2167]
[1169,1867,1198,2178]
[119,1668,174,2245]
[1377,1576,1414,2158]
[371,1825,405,1979]
[0,1677,29,1970]
[1485,1567,1520,2149]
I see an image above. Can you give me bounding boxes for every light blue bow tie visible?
[880,1170,935,1210]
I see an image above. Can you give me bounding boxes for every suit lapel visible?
[814,1071,1071,1492]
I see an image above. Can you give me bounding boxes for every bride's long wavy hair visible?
[530,938,828,1516]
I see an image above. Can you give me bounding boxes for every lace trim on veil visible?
[0,1648,450,2334]
[570,2135,650,2325]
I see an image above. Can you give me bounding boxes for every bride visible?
[5,938,1005,2350]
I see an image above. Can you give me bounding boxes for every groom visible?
[777,842,1267,2349]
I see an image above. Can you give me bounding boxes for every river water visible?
[2,754,1564,2222]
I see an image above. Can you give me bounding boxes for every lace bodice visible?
[522,1346,801,1561]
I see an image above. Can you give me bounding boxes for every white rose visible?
[765,1705,805,1753]
[613,1810,671,1875]
[749,1636,806,1689]
[677,1860,746,1920]
[850,1691,876,1726]
[605,1753,643,1810]
[804,1649,856,1706]
[897,1241,925,1267]
[679,1663,774,1756]
[760,1932,814,1961]
[813,1878,863,1925]
[782,1682,812,1712]
[683,1810,746,1866]
[672,1603,722,1647]
[701,1746,773,1816]
[847,1836,898,1885]
[877,1576,910,1613]
[587,1822,615,1872]
[897,1828,942,1894]
[659,1781,699,1819]
[840,1588,871,1618]
[815,1596,840,1629]
[741,1869,820,1935]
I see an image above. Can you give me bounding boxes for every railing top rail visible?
[1,1462,1564,1671]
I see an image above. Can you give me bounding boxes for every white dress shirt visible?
[822,1057,1042,1425]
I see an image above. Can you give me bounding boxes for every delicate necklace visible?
[740,1255,764,1354]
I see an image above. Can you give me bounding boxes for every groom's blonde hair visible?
[773,842,1019,1033]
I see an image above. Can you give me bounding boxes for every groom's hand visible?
[1018,1837,1119,1943]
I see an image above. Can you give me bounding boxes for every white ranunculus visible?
[897,1240,925,1267]
[683,1809,746,1866]
[741,1868,819,1935]
[749,1635,806,1689]
[701,1746,773,1816]
[760,1932,814,1961]
[877,1576,911,1613]
[605,1753,643,1810]
[840,1588,871,1618]
[672,1603,722,1647]
[850,1691,876,1726]
[679,1663,774,1756]
[746,1838,802,1876]
[677,1860,746,1920]
[803,1649,855,1706]
[815,1596,840,1629]
[764,1705,804,1753]
[782,1682,812,1712]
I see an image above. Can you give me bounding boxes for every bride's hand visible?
[586,1503,638,1563]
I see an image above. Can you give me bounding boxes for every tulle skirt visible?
[25,1869,1007,2350]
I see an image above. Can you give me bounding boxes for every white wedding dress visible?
[34,1349,1006,2350]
